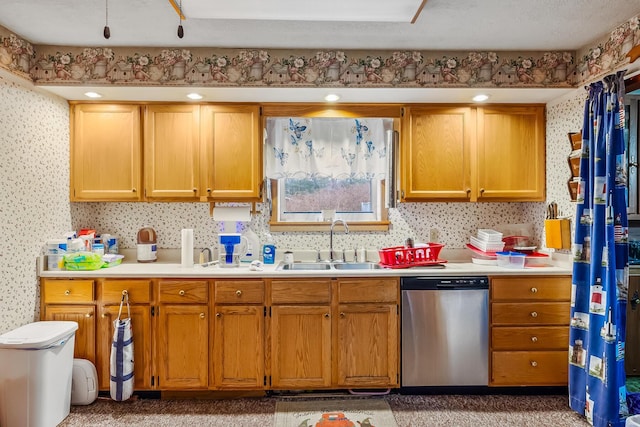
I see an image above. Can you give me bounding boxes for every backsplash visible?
[0,68,586,333]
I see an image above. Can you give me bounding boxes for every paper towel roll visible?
[181,229,194,267]
[212,206,252,221]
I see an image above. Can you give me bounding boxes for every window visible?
[265,115,397,230]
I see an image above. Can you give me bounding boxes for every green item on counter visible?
[63,251,105,270]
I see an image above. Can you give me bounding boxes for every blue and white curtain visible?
[265,117,392,179]
[569,70,629,426]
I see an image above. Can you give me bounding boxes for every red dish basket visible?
[378,243,445,268]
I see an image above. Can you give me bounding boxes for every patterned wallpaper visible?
[0,71,71,333]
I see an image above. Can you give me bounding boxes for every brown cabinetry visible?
[401,104,545,202]
[96,279,152,390]
[335,278,399,388]
[212,280,265,389]
[70,104,142,201]
[156,279,209,389]
[41,279,96,363]
[489,276,571,386]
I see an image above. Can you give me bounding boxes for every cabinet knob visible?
[340,312,345,318]
[530,287,538,293]
[479,188,485,195]
[193,188,197,192]
[530,311,538,318]
[531,336,538,343]
[236,290,242,297]
[324,313,330,318]
[530,361,538,367]
[132,188,137,193]
[122,290,128,296]
[179,290,185,296]
[216,312,221,318]
[200,312,205,319]
[64,289,71,296]
[207,188,212,193]
[466,188,471,195]
[85,313,92,318]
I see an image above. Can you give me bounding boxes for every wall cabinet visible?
[70,103,261,202]
[70,104,142,201]
[489,276,571,386]
[401,104,545,202]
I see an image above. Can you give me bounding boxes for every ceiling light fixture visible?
[187,93,203,100]
[84,91,103,98]
[472,94,489,102]
[103,0,110,39]
[324,93,340,102]
[177,0,184,38]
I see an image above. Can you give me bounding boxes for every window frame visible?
[262,104,402,232]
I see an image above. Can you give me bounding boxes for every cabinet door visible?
[213,305,264,389]
[43,305,96,363]
[200,105,261,200]
[71,104,142,201]
[144,105,200,199]
[476,106,545,201]
[401,106,474,201]
[270,305,331,389]
[156,304,209,389]
[336,304,398,387]
[96,305,152,390]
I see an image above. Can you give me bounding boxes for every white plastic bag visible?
[110,292,134,401]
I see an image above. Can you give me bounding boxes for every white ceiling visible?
[1,0,639,103]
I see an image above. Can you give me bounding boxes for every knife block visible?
[545,219,571,250]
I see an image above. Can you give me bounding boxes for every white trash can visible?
[0,321,78,427]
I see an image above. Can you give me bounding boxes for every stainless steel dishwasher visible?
[401,276,489,387]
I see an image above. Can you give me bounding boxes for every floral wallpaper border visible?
[0,14,638,90]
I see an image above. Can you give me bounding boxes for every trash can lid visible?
[0,321,79,349]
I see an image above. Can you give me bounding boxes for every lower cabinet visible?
[489,276,571,386]
[156,279,209,389]
[41,279,96,363]
[212,280,265,389]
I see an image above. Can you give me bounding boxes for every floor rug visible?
[273,398,398,427]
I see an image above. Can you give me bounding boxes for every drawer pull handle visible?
[530,287,538,293]
[236,290,242,297]
[530,311,538,318]
[179,290,185,296]
[531,336,538,342]
[64,290,71,296]
[530,361,538,367]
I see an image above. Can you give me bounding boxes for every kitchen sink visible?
[277,262,332,270]
[276,261,383,271]
[332,262,382,270]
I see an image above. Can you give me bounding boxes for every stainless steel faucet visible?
[330,219,349,262]
[200,247,212,264]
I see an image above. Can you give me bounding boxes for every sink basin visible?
[277,262,332,270]
[332,262,382,270]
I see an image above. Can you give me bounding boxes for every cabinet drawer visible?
[215,280,265,304]
[158,280,208,303]
[42,279,94,303]
[492,326,569,350]
[100,279,151,303]
[338,279,398,303]
[491,277,571,301]
[271,280,331,304]
[492,302,570,325]
[491,350,568,386]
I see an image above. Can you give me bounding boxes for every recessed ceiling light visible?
[324,94,340,102]
[187,93,203,100]
[84,91,102,98]
[472,94,489,102]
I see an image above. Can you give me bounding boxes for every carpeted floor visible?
[59,393,592,427]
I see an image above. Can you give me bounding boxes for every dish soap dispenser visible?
[240,228,260,263]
